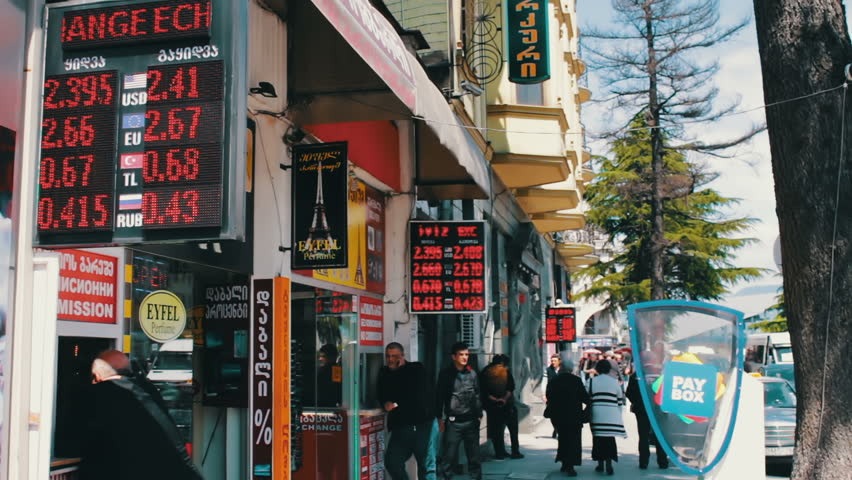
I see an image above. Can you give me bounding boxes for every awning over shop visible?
[289,0,490,199]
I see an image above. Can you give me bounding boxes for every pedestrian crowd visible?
[377,342,665,480]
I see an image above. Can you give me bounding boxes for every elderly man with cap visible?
[79,349,203,480]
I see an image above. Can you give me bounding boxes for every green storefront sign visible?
[506,0,550,84]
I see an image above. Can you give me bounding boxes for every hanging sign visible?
[138,290,187,342]
[506,0,550,84]
[627,300,745,476]
[35,0,247,246]
[408,221,487,314]
[544,306,575,343]
[291,142,349,269]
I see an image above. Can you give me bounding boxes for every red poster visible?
[359,414,385,480]
[57,249,118,323]
[293,410,349,480]
[359,296,383,348]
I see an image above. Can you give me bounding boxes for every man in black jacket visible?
[79,350,203,480]
[545,360,589,477]
[376,342,437,479]
[626,371,668,470]
[435,342,482,480]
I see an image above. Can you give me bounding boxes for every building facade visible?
[3,1,595,478]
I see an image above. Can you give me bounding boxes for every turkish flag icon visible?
[120,153,143,169]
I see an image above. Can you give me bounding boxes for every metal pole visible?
[5,1,45,479]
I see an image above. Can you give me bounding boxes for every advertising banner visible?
[57,249,118,323]
[292,142,348,269]
[358,296,383,348]
[250,277,291,479]
[627,300,745,476]
[294,410,349,480]
[359,414,385,480]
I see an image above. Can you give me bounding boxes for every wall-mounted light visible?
[283,125,306,145]
[250,81,278,98]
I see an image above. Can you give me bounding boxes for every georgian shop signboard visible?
[57,249,118,323]
[506,0,550,84]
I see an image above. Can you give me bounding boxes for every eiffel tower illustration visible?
[354,224,364,284]
[306,160,335,253]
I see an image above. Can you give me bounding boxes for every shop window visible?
[517,82,544,106]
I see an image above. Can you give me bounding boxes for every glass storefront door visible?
[291,286,360,480]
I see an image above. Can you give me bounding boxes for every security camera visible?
[460,80,484,97]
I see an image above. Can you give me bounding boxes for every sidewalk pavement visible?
[450,403,694,480]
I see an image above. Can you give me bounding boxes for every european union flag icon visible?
[122,113,145,129]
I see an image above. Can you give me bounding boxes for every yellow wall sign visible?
[139,290,187,343]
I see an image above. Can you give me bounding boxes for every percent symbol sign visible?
[254,409,272,444]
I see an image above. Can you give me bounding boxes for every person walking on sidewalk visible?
[435,342,483,480]
[625,370,668,470]
[377,342,438,479]
[480,354,524,460]
[588,359,626,476]
[544,359,589,477]
[543,354,562,438]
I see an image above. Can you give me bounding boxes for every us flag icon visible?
[120,153,143,169]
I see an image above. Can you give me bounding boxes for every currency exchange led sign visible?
[34,0,246,246]
[409,221,488,314]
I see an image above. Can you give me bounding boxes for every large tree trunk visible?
[753,1,852,478]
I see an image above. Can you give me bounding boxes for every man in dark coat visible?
[79,350,203,480]
[544,360,589,476]
[376,342,438,479]
[479,354,523,459]
[626,371,669,469]
[435,342,482,480]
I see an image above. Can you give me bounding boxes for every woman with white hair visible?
[587,359,627,475]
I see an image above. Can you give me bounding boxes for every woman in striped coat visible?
[587,359,627,475]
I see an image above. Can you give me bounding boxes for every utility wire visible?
[403,83,845,137]
[816,80,848,449]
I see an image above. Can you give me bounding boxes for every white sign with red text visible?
[57,249,118,323]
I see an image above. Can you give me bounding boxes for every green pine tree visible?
[575,115,765,310]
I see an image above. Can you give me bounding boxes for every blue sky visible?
[575,0,827,308]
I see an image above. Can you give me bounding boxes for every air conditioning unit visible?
[459,314,482,351]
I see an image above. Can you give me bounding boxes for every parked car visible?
[758,376,796,465]
[759,362,796,390]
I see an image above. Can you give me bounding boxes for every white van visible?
[147,338,193,383]
[746,332,793,365]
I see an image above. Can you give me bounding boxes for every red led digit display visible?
[143,102,222,145]
[60,0,212,50]
[37,0,238,245]
[36,71,118,233]
[142,184,221,228]
[143,144,221,185]
[409,221,488,313]
[141,60,224,230]
[147,61,223,103]
[545,307,576,343]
